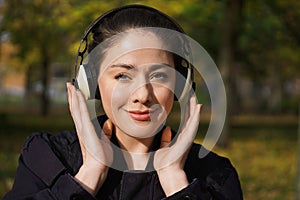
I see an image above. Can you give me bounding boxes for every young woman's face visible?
[98,32,175,138]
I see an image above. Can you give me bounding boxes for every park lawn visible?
[0,109,298,199]
[209,128,297,199]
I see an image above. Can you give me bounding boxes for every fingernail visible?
[199,104,203,111]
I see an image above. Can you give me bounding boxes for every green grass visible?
[0,106,298,199]
[212,128,297,199]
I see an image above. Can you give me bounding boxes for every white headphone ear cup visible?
[76,65,91,99]
[178,67,192,103]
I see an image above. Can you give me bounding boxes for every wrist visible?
[75,164,108,196]
[157,168,189,197]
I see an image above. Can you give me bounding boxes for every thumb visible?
[160,127,172,148]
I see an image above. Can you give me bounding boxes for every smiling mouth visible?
[128,110,152,121]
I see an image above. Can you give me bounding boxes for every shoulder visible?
[185,143,233,177]
[22,131,78,150]
[184,143,243,199]
[21,131,82,175]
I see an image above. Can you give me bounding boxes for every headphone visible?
[73,4,195,103]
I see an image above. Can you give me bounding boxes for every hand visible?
[67,82,113,196]
[154,94,201,196]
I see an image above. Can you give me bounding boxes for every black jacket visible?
[4,119,243,200]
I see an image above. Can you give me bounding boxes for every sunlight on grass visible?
[198,128,297,200]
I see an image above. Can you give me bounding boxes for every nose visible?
[131,82,153,104]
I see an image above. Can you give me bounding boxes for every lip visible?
[128,110,152,121]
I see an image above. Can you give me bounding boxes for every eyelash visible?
[151,72,168,80]
[114,72,168,82]
[115,73,131,81]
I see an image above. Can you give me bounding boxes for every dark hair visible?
[86,5,189,100]
[88,5,185,53]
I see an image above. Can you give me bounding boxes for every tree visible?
[237,0,300,114]
[216,0,244,147]
[1,0,72,115]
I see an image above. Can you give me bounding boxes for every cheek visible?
[99,80,129,113]
[155,74,175,114]
[98,78,113,114]
[155,87,174,114]
[99,86,111,115]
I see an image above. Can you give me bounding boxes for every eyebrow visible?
[149,63,172,71]
[109,63,135,70]
[109,63,172,70]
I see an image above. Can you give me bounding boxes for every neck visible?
[115,128,155,170]
[115,128,154,153]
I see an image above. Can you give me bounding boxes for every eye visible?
[115,73,131,81]
[150,72,168,81]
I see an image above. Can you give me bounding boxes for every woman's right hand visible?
[67,82,113,196]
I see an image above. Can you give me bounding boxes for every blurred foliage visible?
[1,0,71,68]
[0,1,299,198]
[239,0,300,79]
[0,0,299,114]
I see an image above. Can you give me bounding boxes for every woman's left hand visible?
[154,94,201,197]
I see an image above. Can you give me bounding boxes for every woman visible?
[4,4,243,200]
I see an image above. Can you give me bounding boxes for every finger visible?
[76,90,102,144]
[180,103,201,145]
[160,127,172,148]
[67,85,87,162]
[183,92,192,122]
[178,93,197,138]
[74,89,113,167]
[76,90,98,140]
[66,82,72,105]
[66,82,74,116]
[181,91,196,130]
[182,98,201,139]
[70,85,83,132]
[76,90,91,123]
[189,93,198,118]
[173,103,201,155]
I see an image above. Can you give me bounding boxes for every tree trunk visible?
[24,65,33,109]
[40,47,51,116]
[267,69,282,113]
[217,0,243,147]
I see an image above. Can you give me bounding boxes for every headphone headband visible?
[81,4,185,41]
[75,4,186,76]
[73,4,195,102]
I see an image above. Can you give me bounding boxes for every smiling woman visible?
[4,4,243,200]
[99,47,175,139]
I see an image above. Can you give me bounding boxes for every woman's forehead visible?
[99,30,169,67]
[99,37,174,73]
[111,48,173,64]
[117,29,165,49]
